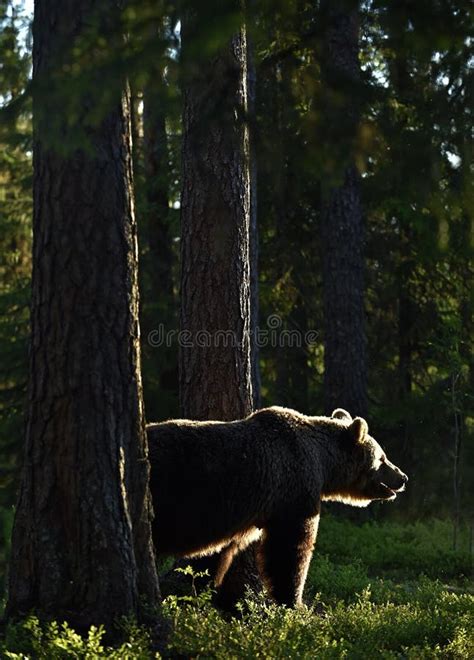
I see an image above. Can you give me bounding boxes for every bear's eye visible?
[373,453,386,470]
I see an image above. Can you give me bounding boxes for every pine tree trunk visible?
[320,0,368,418]
[6,0,159,629]
[177,5,261,608]
[247,0,261,409]
[179,10,253,420]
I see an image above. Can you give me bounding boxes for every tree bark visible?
[320,0,368,418]
[247,0,261,409]
[179,7,253,420]
[6,0,159,629]
[177,4,260,608]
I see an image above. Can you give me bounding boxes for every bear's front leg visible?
[257,513,320,606]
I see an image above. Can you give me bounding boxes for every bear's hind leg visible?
[257,514,320,607]
[214,527,262,588]
[214,541,240,587]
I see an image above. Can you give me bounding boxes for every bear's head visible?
[322,410,408,507]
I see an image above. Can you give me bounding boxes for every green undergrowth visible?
[314,516,472,581]
[1,617,153,659]
[165,584,473,659]
[1,517,473,659]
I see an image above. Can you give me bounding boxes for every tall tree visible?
[178,0,259,607]
[247,0,261,408]
[179,1,253,420]
[319,0,368,418]
[6,0,159,628]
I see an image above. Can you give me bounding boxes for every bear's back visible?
[146,407,329,557]
[147,415,275,555]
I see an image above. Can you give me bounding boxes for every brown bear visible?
[147,406,407,607]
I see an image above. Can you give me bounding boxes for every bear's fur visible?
[147,406,407,606]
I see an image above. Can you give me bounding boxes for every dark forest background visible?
[0,0,473,588]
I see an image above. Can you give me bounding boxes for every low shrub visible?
[1,518,472,658]
[2,617,152,659]
[164,585,473,659]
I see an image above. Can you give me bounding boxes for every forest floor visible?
[2,516,473,658]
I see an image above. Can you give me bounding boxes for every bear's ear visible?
[331,408,352,422]
[348,417,369,443]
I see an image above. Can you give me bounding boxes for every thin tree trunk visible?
[177,4,261,608]
[451,372,462,550]
[320,0,368,418]
[247,0,261,409]
[453,148,472,547]
[6,0,159,629]
[398,245,415,481]
[179,9,253,420]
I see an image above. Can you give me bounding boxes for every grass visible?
[1,516,473,658]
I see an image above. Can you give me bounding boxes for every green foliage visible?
[2,616,153,659]
[162,517,474,658]
[163,577,473,659]
[3,589,472,659]
[2,518,472,658]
